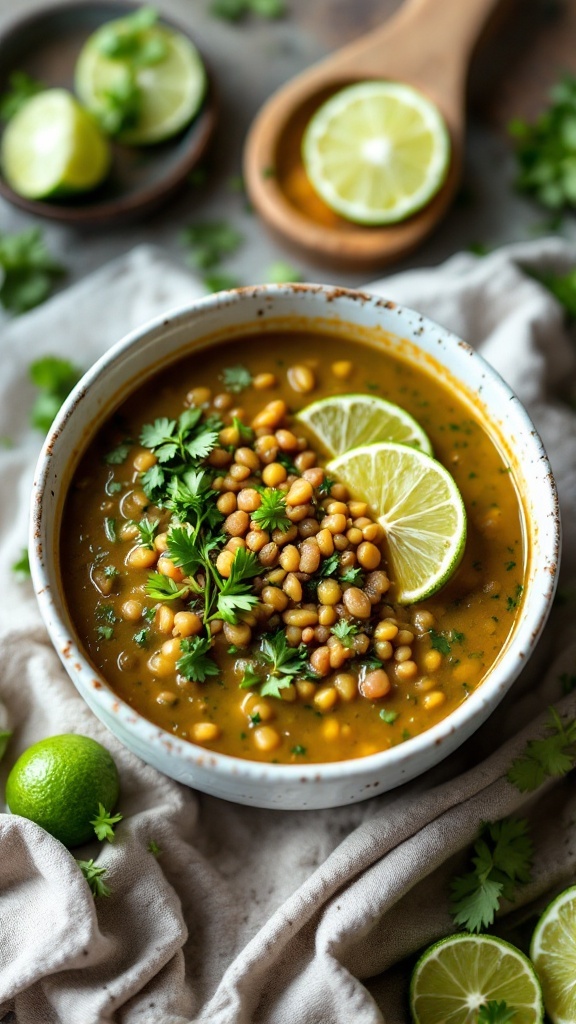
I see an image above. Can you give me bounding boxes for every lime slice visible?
[1,88,111,199]
[302,80,451,225]
[296,393,433,458]
[326,441,466,603]
[410,933,544,1024]
[75,19,206,145]
[530,885,576,1023]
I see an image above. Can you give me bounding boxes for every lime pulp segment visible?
[296,393,433,457]
[410,933,544,1024]
[530,885,576,1024]
[302,80,451,225]
[326,441,466,604]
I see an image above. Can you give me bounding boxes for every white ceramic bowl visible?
[30,284,560,809]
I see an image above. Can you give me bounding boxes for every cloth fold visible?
[1,239,575,1024]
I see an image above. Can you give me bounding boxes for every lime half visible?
[296,393,433,458]
[75,19,206,145]
[302,80,451,225]
[410,933,544,1024]
[530,885,576,1024]
[1,88,111,199]
[326,441,466,603]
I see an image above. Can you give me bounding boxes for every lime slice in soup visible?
[1,88,111,199]
[326,441,466,604]
[301,80,451,225]
[75,17,206,145]
[296,393,433,457]
[530,885,576,1024]
[410,933,544,1024]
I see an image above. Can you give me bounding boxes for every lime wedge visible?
[410,933,544,1024]
[530,885,576,1024]
[296,393,433,458]
[326,441,466,604]
[302,80,451,225]
[1,88,111,199]
[75,19,206,145]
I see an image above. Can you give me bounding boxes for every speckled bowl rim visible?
[30,283,561,801]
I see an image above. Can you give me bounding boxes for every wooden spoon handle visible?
[337,0,502,100]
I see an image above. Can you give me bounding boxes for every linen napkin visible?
[1,239,576,1024]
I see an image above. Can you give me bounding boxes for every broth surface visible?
[61,331,525,764]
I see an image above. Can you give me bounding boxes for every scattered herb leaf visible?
[508,707,576,791]
[76,858,111,898]
[12,548,31,577]
[450,818,533,932]
[0,71,44,121]
[0,229,65,315]
[90,803,123,842]
[251,488,290,532]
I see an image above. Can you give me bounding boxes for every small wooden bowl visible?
[0,1,217,226]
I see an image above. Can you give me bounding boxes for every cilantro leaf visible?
[90,803,123,842]
[251,488,291,532]
[104,442,131,465]
[508,707,576,791]
[29,354,82,432]
[259,632,309,698]
[167,524,203,576]
[221,364,253,393]
[12,548,31,577]
[145,572,189,602]
[176,635,219,682]
[135,517,157,549]
[450,818,533,932]
[133,628,149,647]
[339,566,365,586]
[510,75,576,210]
[331,620,359,648]
[180,221,243,270]
[76,858,111,898]
[217,547,260,623]
[379,709,399,725]
[0,229,65,314]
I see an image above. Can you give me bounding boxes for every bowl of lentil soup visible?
[31,284,560,809]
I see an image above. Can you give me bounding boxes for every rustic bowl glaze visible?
[30,285,560,808]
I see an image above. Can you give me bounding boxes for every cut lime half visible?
[1,88,111,199]
[530,885,576,1024]
[296,393,433,458]
[326,441,466,603]
[302,80,451,225]
[410,933,544,1024]
[75,20,206,145]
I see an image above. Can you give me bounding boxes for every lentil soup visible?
[61,331,525,764]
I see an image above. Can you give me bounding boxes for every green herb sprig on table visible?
[450,818,533,932]
[90,803,123,842]
[507,707,576,792]
[0,229,65,315]
[210,0,285,21]
[76,858,111,898]
[29,355,82,433]
[510,75,576,210]
[180,221,243,271]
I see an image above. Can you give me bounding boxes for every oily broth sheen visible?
[61,331,525,764]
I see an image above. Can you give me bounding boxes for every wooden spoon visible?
[243,0,502,270]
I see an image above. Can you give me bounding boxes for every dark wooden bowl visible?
[0,1,218,225]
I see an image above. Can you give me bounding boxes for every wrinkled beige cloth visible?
[1,240,576,1024]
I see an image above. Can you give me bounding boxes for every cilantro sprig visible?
[139,412,221,503]
[29,355,82,433]
[508,707,576,791]
[90,803,123,842]
[259,632,309,698]
[0,230,65,315]
[450,818,533,932]
[76,858,111,898]
[510,75,576,210]
[251,488,291,532]
[180,221,243,270]
[331,620,359,648]
[176,635,220,682]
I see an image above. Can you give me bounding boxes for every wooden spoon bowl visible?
[244,0,501,271]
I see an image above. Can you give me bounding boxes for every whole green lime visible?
[6,734,120,848]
